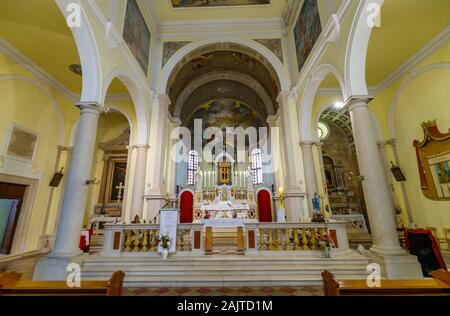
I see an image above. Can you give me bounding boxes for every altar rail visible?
[102,223,204,257]
[244,222,350,254]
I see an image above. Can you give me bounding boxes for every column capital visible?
[387,138,397,146]
[276,90,294,105]
[377,140,388,149]
[135,144,150,151]
[299,140,314,148]
[57,145,73,153]
[155,93,171,107]
[343,95,373,112]
[76,102,105,115]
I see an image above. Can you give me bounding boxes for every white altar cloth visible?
[195,218,258,227]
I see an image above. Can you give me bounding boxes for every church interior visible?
[0,0,450,297]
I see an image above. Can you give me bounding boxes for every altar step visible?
[81,253,370,287]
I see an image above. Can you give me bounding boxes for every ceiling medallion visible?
[69,64,82,76]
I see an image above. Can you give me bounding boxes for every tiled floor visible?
[0,254,324,296]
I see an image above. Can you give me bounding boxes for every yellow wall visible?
[0,52,76,252]
[369,43,450,236]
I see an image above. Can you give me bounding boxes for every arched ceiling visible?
[168,42,281,125]
[319,107,353,143]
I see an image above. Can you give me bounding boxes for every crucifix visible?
[115,182,125,205]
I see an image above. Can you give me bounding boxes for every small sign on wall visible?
[3,123,39,162]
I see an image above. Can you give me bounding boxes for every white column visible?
[129,144,149,221]
[388,139,414,225]
[51,104,103,258]
[277,91,306,222]
[347,97,421,279]
[145,94,170,221]
[167,117,181,208]
[315,142,331,218]
[300,141,318,217]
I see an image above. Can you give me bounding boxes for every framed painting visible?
[413,120,450,200]
[123,0,151,74]
[293,0,322,72]
[4,123,39,163]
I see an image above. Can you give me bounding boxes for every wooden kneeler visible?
[0,270,125,296]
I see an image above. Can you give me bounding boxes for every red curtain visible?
[257,189,272,222]
[179,191,194,223]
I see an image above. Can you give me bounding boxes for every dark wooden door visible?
[0,182,27,254]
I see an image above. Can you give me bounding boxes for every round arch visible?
[0,75,65,146]
[56,0,103,104]
[344,0,384,96]
[102,68,148,145]
[159,38,291,94]
[299,64,348,141]
[388,63,450,139]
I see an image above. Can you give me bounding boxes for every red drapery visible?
[179,191,194,223]
[257,189,272,222]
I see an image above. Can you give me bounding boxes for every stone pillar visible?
[145,94,170,222]
[277,91,306,222]
[34,103,103,280]
[129,144,149,221]
[347,97,421,279]
[388,139,414,225]
[314,142,331,218]
[300,141,318,217]
[167,117,181,208]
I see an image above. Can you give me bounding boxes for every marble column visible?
[300,141,318,217]
[34,103,103,280]
[167,117,181,208]
[145,94,170,221]
[277,91,306,222]
[347,97,421,279]
[387,139,414,225]
[314,142,331,218]
[129,144,149,221]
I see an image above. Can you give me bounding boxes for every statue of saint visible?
[312,193,321,214]
[195,170,202,192]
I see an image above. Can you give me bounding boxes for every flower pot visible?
[162,248,169,260]
[324,246,331,259]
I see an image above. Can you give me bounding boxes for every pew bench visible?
[0,270,124,296]
[322,270,450,296]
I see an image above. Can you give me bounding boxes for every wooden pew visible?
[322,270,450,296]
[0,270,124,296]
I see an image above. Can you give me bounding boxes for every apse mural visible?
[187,99,265,130]
[171,0,271,8]
[123,0,151,74]
[294,0,322,72]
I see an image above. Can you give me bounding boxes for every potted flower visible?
[319,233,335,259]
[158,234,171,259]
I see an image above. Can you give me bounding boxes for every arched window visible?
[187,150,199,185]
[250,148,263,185]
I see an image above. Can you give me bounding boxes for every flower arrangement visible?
[158,234,171,249]
[319,233,335,249]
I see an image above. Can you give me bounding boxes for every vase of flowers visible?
[158,234,171,259]
[320,233,335,259]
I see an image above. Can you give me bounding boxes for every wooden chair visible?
[321,270,450,296]
[0,270,124,296]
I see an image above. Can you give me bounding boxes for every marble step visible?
[83,256,369,267]
[81,273,368,287]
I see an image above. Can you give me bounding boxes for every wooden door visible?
[0,182,27,254]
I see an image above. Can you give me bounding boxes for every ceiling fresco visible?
[185,99,266,131]
[171,0,271,8]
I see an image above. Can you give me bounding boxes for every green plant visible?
[158,234,171,249]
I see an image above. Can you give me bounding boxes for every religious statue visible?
[247,167,255,192]
[312,193,321,214]
[194,170,202,192]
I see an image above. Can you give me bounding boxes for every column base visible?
[362,249,423,279]
[32,254,85,281]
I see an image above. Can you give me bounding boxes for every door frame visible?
[0,174,39,255]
